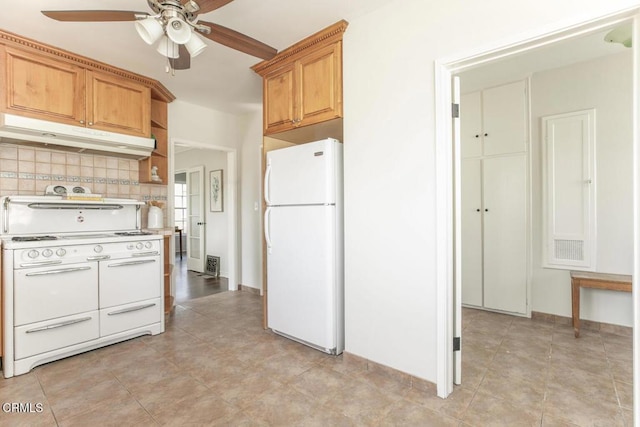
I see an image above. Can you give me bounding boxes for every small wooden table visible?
[570,271,632,338]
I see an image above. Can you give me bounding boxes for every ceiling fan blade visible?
[170,45,191,70]
[42,10,148,22]
[198,21,277,60]
[186,0,235,15]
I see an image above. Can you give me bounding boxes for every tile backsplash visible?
[0,142,168,227]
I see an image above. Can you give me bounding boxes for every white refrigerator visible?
[264,138,344,355]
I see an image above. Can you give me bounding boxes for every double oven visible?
[1,188,164,378]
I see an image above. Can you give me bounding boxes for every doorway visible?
[169,139,239,304]
[435,10,640,414]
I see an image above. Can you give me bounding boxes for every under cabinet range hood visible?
[0,113,155,159]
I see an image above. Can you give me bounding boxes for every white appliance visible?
[0,113,155,159]
[1,188,164,378]
[264,138,344,355]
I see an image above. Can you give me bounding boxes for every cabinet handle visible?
[108,259,157,267]
[484,133,488,137]
[475,134,479,138]
[79,120,85,124]
[476,209,480,212]
[88,122,94,126]
[485,209,489,212]
[25,266,91,276]
[26,316,92,333]
[107,303,156,316]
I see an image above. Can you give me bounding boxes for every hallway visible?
[173,255,228,303]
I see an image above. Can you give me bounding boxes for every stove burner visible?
[11,235,58,242]
[114,231,153,236]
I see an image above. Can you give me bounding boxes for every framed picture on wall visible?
[210,169,223,212]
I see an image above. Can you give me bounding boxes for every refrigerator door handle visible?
[264,206,273,253]
[264,159,272,205]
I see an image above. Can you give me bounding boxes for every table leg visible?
[571,278,580,338]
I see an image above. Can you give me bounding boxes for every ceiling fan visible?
[42,0,277,72]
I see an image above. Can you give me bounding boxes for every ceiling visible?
[0,0,395,114]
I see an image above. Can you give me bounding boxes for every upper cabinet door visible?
[86,71,150,137]
[297,42,342,128]
[482,80,527,156]
[1,46,85,125]
[460,91,482,159]
[264,63,296,135]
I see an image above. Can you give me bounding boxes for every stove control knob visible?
[42,249,53,258]
[28,249,39,259]
[94,245,103,253]
[136,242,143,250]
[127,243,135,250]
[145,242,152,249]
[56,248,67,257]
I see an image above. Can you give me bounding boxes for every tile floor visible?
[0,293,633,426]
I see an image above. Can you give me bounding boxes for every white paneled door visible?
[186,165,205,272]
[482,155,528,314]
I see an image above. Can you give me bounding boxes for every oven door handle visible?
[25,316,93,333]
[107,259,157,268]
[25,266,92,276]
[20,260,64,268]
[131,251,159,257]
[107,303,157,316]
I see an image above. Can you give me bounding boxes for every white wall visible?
[343,0,640,383]
[169,100,241,150]
[175,149,229,276]
[239,111,264,291]
[531,51,633,326]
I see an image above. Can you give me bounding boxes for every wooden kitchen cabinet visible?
[0,46,85,126]
[0,45,151,138]
[85,70,150,137]
[253,20,347,136]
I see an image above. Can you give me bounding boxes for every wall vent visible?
[554,239,584,261]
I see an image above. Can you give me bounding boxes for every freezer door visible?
[265,138,341,205]
[266,205,338,351]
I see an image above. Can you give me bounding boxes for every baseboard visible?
[531,310,632,337]
[343,352,436,394]
[238,284,261,295]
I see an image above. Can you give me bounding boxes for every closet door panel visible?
[461,158,483,307]
[482,81,527,156]
[482,155,527,314]
[461,91,482,159]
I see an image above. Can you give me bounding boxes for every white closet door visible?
[461,158,483,307]
[483,155,527,314]
[483,81,527,156]
[460,91,482,159]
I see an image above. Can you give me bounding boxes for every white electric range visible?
[0,187,165,378]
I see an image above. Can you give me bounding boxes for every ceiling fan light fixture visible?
[604,25,633,48]
[185,32,207,57]
[156,36,180,58]
[166,17,192,44]
[135,16,164,45]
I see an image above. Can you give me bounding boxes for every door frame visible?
[434,8,640,414]
[169,138,239,292]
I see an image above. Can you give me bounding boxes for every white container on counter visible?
[147,206,163,229]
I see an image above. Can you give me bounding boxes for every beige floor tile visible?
[404,384,475,419]
[0,406,59,427]
[57,398,155,427]
[547,367,617,404]
[544,385,625,426]
[46,377,134,422]
[477,368,545,407]
[380,398,460,426]
[242,385,322,425]
[150,390,241,426]
[615,380,633,410]
[463,390,543,426]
